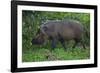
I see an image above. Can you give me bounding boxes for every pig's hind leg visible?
[72,39,79,48]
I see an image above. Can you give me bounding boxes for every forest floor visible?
[22,47,90,62]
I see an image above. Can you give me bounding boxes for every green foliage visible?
[22,48,90,62]
[22,10,90,62]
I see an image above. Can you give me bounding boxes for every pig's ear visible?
[43,26,48,31]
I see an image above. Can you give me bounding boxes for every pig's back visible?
[41,20,83,40]
[55,20,84,40]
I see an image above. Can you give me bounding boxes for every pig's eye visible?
[43,26,48,31]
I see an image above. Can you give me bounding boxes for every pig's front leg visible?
[51,39,57,50]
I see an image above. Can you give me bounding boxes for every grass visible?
[22,47,90,62]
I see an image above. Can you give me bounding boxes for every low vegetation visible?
[22,48,90,62]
